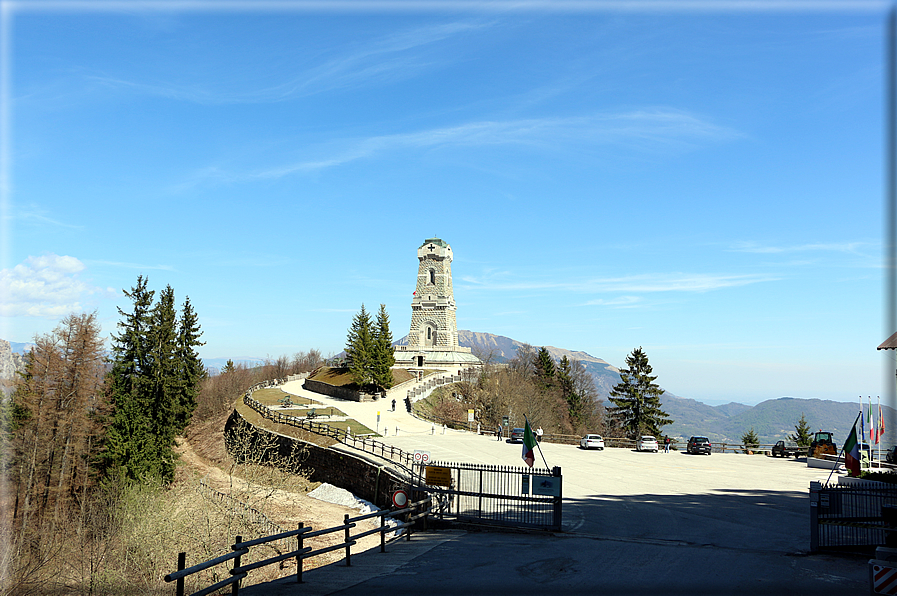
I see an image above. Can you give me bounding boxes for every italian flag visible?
[844,421,861,478]
[521,420,537,468]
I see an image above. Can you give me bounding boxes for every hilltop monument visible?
[394,238,481,375]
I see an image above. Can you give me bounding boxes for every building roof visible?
[878,331,897,350]
[421,237,448,248]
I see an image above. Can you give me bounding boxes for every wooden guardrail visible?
[164,497,431,596]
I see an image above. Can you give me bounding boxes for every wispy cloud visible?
[83,19,490,105]
[0,254,112,317]
[243,109,740,180]
[583,295,642,307]
[460,272,777,294]
[5,204,84,229]
[730,241,873,254]
[87,260,175,271]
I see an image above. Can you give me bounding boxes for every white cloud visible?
[0,254,106,317]
[730,240,872,254]
[460,272,777,294]
[249,109,741,179]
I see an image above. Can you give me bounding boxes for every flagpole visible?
[524,414,550,470]
[825,412,862,486]
[879,395,883,465]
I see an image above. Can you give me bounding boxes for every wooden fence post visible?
[232,535,242,596]
[297,523,304,583]
[176,552,186,596]
[344,514,352,566]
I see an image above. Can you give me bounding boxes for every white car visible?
[637,436,658,452]
[580,434,605,450]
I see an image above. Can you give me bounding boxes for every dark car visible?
[687,436,712,455]
[509,428,525,443]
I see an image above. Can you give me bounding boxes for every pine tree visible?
[790,413,812,446]
[372,304,395,391]
[102,277,203,484]
[175,295,205,431]
[103,276,156,481]
[607,347,672,439]
[533,347,556,388]
[741,427,760,453]
[346,304,375,390]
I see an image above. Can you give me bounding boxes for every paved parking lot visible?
[256,382,871,594]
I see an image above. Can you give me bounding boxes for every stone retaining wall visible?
[225,409,405,509]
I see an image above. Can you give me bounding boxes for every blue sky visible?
[0,1,893,406]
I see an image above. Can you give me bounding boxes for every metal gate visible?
[810,480,897,553]
[412,461,562,532]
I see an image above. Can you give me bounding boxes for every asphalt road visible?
[238,382,871,595]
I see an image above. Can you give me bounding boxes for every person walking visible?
[664,436,671,453]
[391,398,396,412]
[536,426,544,443]
[497,425,503,441]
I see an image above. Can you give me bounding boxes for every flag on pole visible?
[521,420,537,468]
[869,397,875,443]
[880,402,887,444]
[844,422,861,477]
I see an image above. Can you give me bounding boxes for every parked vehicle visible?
[809,431,837,459]
[772,440,803,458]
[580,434,605,450]
[637,436,658,452]
[687,436,712,455]
[509,428,525,443]
[887,446,897,464]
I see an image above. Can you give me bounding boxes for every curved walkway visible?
[280,379,465,438]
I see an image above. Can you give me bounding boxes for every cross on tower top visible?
[427,244,436,250]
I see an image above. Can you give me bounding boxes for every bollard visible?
[443,424,446,435]
[431,423,435,435]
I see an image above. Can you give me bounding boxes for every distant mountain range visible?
[450,330,894,446]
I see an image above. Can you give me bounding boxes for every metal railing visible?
[243,394,417,471]
[810,481,897,553]
[164,498,431,596]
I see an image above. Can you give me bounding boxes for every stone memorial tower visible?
[394,237,480,374]
[408,238,458,349]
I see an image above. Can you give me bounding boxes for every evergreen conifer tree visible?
[741,427,760,453]
[533,347,556,389]
[607,347,672,439]
[102,277,203,484]
[175,295,205,430]
[346,304,374,390]
[372,304,395,390]
[790,413,812,446]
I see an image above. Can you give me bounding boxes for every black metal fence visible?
[420,461,562,531]
[810,480,897,553]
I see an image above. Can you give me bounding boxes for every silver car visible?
[580,434,605,450]
[637,436,658,452]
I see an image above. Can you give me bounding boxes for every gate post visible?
[552,466,563,532]
[809,481,821,553]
